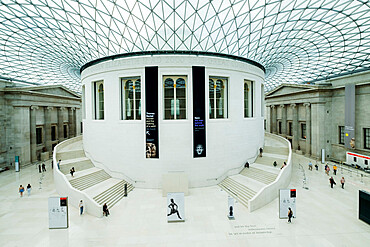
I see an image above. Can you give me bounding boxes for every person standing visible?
[341,177,345,189]
[329,176,336,188]
[70,167,75,177]
[103,203,109,217]
[308,161,313,171]
[79,200,84,215]
[26,184,32,196]
[19,185,25,197]
[325,165,330,176]
[333,164,337,175]
[259,147,263,157]
[42,163,46,172]
[38,164,42,173]
[288,207,293,223]
[273,161,277,167]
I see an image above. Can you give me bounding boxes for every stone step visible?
[57,149,85,161]
[69,169,111,191]
[93,180,134,208]
[59,158,94,175]
[240,167,277,184]
[255,156,287,167]
[219,177,257,208]
[263,145,289,155]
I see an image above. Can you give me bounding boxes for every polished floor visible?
[0,153,369,247]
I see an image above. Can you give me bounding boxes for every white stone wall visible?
[82,54,265,188]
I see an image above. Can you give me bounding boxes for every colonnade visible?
[269,103,311,156]
[30,106,77,162]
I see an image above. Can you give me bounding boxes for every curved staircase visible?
[56,139,133,210]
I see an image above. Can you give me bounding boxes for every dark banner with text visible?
[145,66,159,158]
[193,66,206,158]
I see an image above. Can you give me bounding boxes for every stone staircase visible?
[240,167,278,184]
[56,143,133,209]
[219,177,256,208]
[218,141,288,210]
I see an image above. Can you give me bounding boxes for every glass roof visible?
[0,0,369,92]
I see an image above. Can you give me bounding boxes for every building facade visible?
[0,80,82,168]
[81,52,265,188]
[265,71,370,162]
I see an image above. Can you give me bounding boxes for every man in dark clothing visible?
[329,177,336,188]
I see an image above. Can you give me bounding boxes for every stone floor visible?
[0,153,369,247]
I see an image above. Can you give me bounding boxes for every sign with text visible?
[145,67,159,158]
[192,66,206,158]
[279,189,296,219]
[48,197,69,229]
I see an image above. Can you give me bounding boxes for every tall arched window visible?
[121,77,141,120]
[93,81,104,120]
[244,80,253,118]
[209,77,228,119]
[163,76,187,120]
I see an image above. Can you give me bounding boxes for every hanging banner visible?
[145,67,159,158]
[279,189,296,219]
[48,197,69,229]
[167,192,185,222]
[192,66,206,158]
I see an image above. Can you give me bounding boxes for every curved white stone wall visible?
[81,54,265,188]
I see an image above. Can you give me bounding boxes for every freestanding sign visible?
[48,197,69,229]
[228,196,235,219]
[167,192,185,222]
[279,189,296,219]
[15,156,19,172]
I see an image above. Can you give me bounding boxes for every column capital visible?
[30,106,39,110]
[46,106,54,111]
[303,103,311,107]
[58,107,66,111]
[270,105,276,109]
[69,107,76,111]
[290,103,297,108]
[279,104,285,108]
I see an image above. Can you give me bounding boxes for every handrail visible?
[53,136,103,217]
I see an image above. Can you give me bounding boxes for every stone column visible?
[68,107,76,138]
[271,105,277,134]
[30,106,38,163]
[291,103,299,150]
[280,104,287,137]
[44,106,53,153]
[57,107,65,142]
[304,103,311,156]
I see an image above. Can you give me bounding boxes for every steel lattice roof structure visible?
[1,0,370,92]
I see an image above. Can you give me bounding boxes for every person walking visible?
[273,161,277,167]
[333,164,337,175]
[288,207,293,223]
[329,176,336,188]
[70,167,75,177]
[38,164,42,173]
[42,163,46,172]
[19,185,25,197]
[79,200,84,215]
[315,162,319,171]
[103,203,109,217]
[341,177,345,189]
[259,147,263,157]
[27,184,32,196]
[308,161,313,171]
[325,165,330,176]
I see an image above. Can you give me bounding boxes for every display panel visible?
[193,66,206,158]
[145,67,159,158]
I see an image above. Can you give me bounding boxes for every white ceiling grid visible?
[0,0,369,92]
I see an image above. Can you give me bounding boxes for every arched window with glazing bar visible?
[163,76,187,120]
[93,80,104,120]
[121,77,141,120]
[209,77,228,119]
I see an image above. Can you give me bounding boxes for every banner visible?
[145,67,159,158]
[192,66,206,158]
